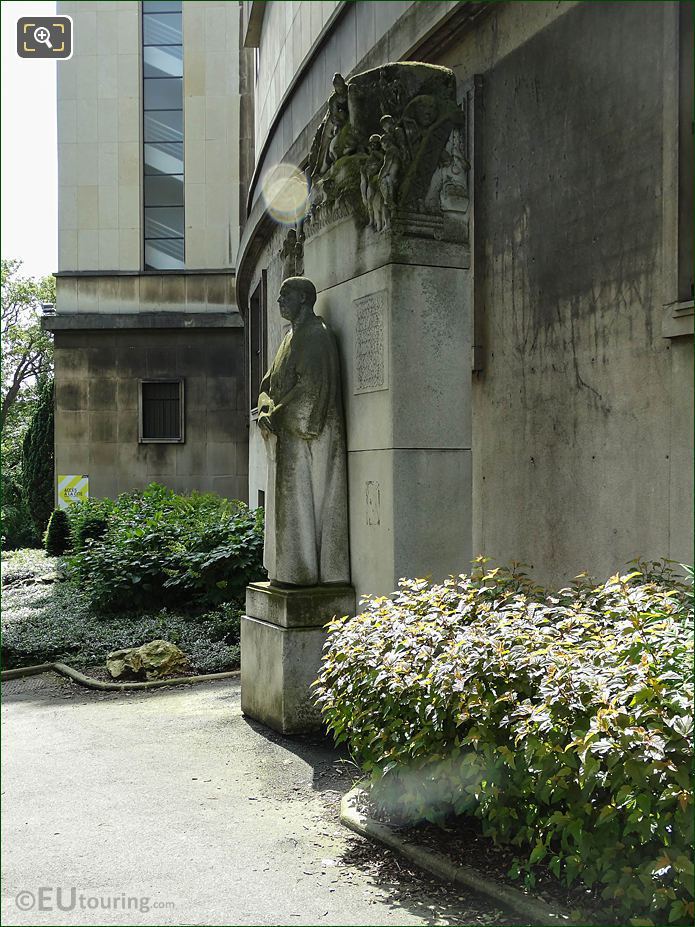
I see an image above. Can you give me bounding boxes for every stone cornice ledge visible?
[42,312,243,332]
[54,268,236,278]
[662,300,694,338]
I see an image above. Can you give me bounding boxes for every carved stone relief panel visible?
[365,481,381,526]
[353,290,389,395]
[304,62,469,243]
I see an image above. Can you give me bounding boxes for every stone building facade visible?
[236,1,693,591]
[48,0,248,501]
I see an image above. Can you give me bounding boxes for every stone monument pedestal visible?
[241,582,355,734]
[305,220,472,599]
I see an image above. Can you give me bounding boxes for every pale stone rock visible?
[38,572,63,585]
[106,639,188,680]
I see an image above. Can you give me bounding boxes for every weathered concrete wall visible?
[53,329,248,502]
[55,273,236,315]
[253,0,341,155]
[436,1,693,582]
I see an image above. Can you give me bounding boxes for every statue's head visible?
[278,277,317,322]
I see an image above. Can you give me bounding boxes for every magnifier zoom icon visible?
[33,26,53,48]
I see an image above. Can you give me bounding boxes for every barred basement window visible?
[138,379,184,443]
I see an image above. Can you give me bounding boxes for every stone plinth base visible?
[304,214,472,599]
[241,582,355,734]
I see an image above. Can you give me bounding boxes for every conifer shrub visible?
[43,509,71,556]
[315,560,694,925]
[21,378,54,540]
[1,471,38,549]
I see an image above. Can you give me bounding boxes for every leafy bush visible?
[44,509,71,556]
[315,560,694,925]
[66,484,265,612]
[68,497,114,551]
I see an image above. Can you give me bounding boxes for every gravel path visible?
[2,675,524,926]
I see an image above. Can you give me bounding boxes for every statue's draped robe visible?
[258,315,349,586]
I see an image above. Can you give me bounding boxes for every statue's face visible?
[278,284,303,322]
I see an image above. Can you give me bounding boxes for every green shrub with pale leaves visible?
[314,560,694,925]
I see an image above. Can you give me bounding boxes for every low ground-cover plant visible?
[66,484,265,611]
[1,556,242,673]
[1,548,56,585]
[315,560,694,925]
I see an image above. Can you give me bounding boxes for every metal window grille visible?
[139,379,184,442]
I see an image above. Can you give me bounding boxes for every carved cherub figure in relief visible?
[280,229,297,280]
[377,115,406,221]
[360,134,386,231]
[402,94,439,155]
[309,72,350,179]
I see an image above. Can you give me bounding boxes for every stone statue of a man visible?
[257,277,350,587]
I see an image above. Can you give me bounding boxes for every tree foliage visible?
[1,260,54,549]
[1,258,54,437]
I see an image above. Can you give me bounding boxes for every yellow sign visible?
[58,475,89,510]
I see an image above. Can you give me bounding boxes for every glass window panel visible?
[145,207,184,239]
[144,174,184,206]
[143,45,183,79]
[145,239,185,270]
[144,77,182,111]
[143,12,182,45]
[143,1,182,13]
[144,142,183,175]
[144,110,183,143]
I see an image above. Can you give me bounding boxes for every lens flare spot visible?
[262,162,310,225]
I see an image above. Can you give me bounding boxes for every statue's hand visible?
[257,411,276,436]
